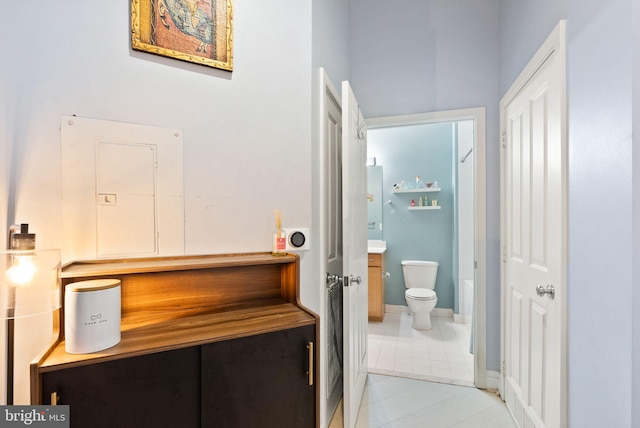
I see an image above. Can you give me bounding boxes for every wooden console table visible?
[30,253,319,428]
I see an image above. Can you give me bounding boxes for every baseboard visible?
[385,304,454,319]
[385,304,408,314]
[453,313,473,325]
[432,308,453,318]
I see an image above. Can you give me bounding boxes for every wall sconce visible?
[1,224,60,404]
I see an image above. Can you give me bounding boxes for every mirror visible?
[367,165,383,240]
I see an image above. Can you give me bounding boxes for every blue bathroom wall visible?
[368,122,455,309]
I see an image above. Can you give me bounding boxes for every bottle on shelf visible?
[272,210,286,256]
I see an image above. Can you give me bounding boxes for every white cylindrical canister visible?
[65,279,121,354]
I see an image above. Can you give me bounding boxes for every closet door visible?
[41,347,200,428]
[201,326,315,427]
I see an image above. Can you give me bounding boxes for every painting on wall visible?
[131,0,233,71]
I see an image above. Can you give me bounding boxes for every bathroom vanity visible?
[30,253,318,428]
[367,241,386,322]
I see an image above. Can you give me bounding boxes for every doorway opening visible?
[365,108,487,388]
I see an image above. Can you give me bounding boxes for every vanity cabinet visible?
[368,253,385,322]
[31,253,318,428]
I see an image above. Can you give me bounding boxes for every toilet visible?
[402,260,439,330]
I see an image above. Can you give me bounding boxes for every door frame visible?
[499,20,567,419]
[367,107,488,388]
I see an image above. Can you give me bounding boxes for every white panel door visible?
[342,80,368,428]
[321,70,344,420]
[96,141,157,257]
[501,22,566,428]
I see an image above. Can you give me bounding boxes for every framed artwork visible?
[131,0,233,71]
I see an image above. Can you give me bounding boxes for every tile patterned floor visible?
[354,374,517,428]
[329,312,516,428]
[368,312,474,386]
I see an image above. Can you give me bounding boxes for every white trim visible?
[367,107,486,129]
[485,370,501,392]
[433,308,454,318]
[498,369,505,399]
[370,107,488,390]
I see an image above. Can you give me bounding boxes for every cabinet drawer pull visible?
[307,342,314,386]
[51,391,59,405]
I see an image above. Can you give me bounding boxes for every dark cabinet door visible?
[41,347,201,428]
[201,325,315,428]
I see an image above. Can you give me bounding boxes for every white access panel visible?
[96,142,157,258]
[61,115,184,262]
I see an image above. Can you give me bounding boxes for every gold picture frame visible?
[131,0,233,71]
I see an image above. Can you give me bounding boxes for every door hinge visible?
[501,132,507,148]
[501,247,507,263]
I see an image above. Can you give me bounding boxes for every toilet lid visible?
[406,288,436,300]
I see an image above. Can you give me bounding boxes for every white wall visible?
[313,0,350,87]
[2,0,313,253]
[567,1,632,426]
[633,0,640,422]
[1,0,314,403]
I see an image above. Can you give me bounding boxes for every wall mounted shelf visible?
[393,187,441,193]
[408,206,441,210]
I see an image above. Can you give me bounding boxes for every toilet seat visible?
[405,288,436,301]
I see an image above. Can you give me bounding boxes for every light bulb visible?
[6,256,36,286]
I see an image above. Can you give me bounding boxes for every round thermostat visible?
[289,231,306,248]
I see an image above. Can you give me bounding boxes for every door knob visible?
[350,275,362,285]
[536,284,555,299]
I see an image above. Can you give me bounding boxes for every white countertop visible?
[367,240,387,254]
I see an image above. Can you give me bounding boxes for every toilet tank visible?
[401,260,439,289]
